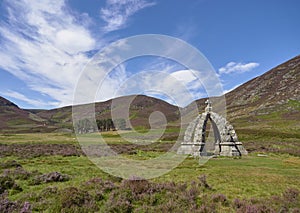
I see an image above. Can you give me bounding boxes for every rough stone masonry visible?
[177,100,248,157]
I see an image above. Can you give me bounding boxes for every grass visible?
[7,155,107,199]
[231,111,300,156]
[159,154,300,199]
[288,99,300,110]
[6,119,36,126]
[0,132,299,212]
[0,133,77,144]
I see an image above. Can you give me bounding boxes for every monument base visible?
[177,141,248,157]
[219,142,248,157]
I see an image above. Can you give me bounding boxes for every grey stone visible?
[177,100,248,157]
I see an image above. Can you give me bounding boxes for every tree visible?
[96,119,116,131]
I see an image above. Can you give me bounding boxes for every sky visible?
[0,0,299,109]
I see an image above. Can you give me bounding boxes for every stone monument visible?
[177,100,248,157]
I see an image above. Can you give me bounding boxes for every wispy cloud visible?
[1,90,59,108]
[0,0,155,108]
[115,70,199,107]
[0,0,212,109]
[100,0,156,32]
[114,64,209,107]
[219,62,259,74]
[0,0,97,107]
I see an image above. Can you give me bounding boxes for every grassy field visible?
[0,132,299,212]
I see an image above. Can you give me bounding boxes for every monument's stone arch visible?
[178,100,248,157]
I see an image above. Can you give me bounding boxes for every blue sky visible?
[0,0,299,109]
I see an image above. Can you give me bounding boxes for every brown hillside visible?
[189,55,300,153]
[0,97,45,132]
[34,95,180,130]
[1,55,299,137]
[225,55,300,119]
[191,55,300,120]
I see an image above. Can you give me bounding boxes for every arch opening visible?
[200,114,221,156]
[177,100,248,157]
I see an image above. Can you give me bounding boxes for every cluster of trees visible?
[96,119,115,131]
[75,118,127,134]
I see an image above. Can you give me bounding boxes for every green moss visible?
[7,119,36,126]
[288,99,300,110]
[129,111,137,119]
[255,111,282,120]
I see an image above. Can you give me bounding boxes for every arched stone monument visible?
[178,100,248,157]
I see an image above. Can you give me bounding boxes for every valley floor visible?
[0,133,299,212]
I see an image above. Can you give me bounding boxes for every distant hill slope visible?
[1,55,299,139]
[0,96,30,129]
[0,96,18,108]
[191,55,300,118]
[0,97,51,132]
[225,55,300,119]
[190,55,300,150]
[32,95,180,131]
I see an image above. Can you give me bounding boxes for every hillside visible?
[31,95,180,131]
[191,55,299,118]
[191,55,300,154]
[1,55,299,141]
[0,97,51,133]
[0,97,27,130]
[225,55,300,119]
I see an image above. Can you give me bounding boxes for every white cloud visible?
[0,0,98,107]
[170,70,197,84]
[219,61,259,74]
[114,70,194,107]
[0,0,155,108]
[111,67,209,107]
[0,0,218,109]
[55,28,96,54]
[100,0,156,32]
[1,90,59,108]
